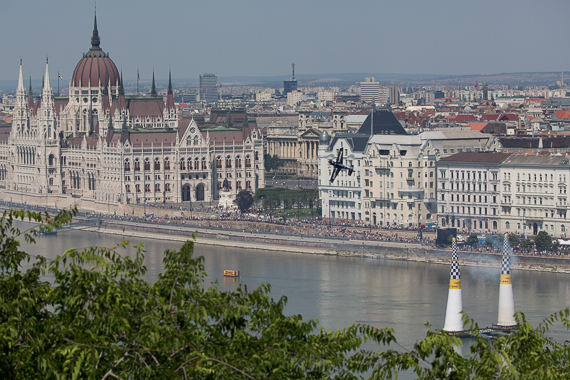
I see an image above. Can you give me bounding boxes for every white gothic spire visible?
[17,59,25,95]
[43,57,52,93]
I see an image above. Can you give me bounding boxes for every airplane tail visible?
[348,166,354,176]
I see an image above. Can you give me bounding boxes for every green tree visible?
[535,230,553,251]
[466,233,479,246]
[234,189,254,213]
[263,154,284,173]
[508,233,520,248]
[521,238,533,251]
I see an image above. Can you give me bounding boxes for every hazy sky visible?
[1,0,569,83]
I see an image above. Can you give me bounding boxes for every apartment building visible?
[436,152,510,232]
[500,154,570,237]
[318,107,497,226]
[436,153,570,237]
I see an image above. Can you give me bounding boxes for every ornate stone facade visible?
[0,14,264,212]
[265,108,347,177]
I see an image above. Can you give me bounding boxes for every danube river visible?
[22,227,570,354]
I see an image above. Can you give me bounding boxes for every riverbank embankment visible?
[71,219,570,274]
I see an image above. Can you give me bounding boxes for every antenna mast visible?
[292,63,295,81]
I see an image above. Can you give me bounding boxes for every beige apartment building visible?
[437,152,570,237]
[318,107,497,227]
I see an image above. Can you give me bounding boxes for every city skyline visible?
[1,0,569,83]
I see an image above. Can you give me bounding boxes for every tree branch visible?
[173,356,199,374]
[101,351,128,380]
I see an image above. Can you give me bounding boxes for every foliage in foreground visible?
[1,209,569,379]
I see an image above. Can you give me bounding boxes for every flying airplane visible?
[328,148,354,182]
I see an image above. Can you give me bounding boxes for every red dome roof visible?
[72,49,119,88]
[71,13,120,88]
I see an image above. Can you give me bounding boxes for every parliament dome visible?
[71,14,119,88]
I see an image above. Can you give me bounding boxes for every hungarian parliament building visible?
[0,14,264,212]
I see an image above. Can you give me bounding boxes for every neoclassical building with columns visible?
[0,13,264,213]
[265,108,348,176]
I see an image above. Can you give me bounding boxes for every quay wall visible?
[80,220,570,275]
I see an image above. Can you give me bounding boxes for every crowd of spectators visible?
[6,201,569,257]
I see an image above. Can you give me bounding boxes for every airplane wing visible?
[330,166,340,182]
[336,148,343,165]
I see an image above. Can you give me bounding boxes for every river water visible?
[21,227,570,369]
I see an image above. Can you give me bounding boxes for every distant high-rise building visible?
[389,85,400,105]
[360,77,380,104]
[378,85,390,104]
[283,63,297,95]
[199,73,218,103]
[283,80,298,95]
[483,83,489,101]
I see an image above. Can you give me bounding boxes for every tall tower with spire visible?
[38,58,57,140]
[163,69,178,129]
[12,60,30,137]
[8,57,62,197]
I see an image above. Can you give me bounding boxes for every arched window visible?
[216,156,222,169]
[144,158,150,171]
[124,158,130,171]
[506,221,510,229]
[134,158,140,171]
[236,156,242,168]
[154,157,160,171]
[202,157,207,170]
[493,221,498,230]
[187,158,192,170]
[226,155,232,169]
[164,157,170,170]
[195,158,199,171]
[562,225,566,232]
[245,155,251,168]
[180,158,186,170]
